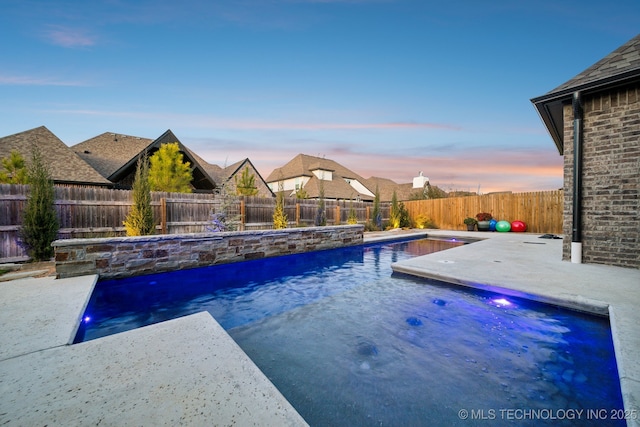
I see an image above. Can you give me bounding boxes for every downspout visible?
[571,91,583,263]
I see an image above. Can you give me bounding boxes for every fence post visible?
[160,198,167,234]
[366,206,370,223]
[335,205,340,225]
[296,203,300,226]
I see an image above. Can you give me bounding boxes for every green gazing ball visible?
[495,220,511,232]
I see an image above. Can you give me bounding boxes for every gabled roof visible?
[266,154,361,182]
[303,175,371,201]
[188,153,273,196]
[531,34,640,154]
[221,158,273,195]
[73,132,153,180]
[0,126,112,186]
[73,129,217,190]
[267,154,374,201]
[365,177,416,202]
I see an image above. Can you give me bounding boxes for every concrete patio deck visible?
[0,229,638,426]
[0,275,308,426]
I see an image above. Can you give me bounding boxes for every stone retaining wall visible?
[53,225,364,279]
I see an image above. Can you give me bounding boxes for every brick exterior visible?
[562,83,640,268]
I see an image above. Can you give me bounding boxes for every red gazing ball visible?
[511,220,527,232]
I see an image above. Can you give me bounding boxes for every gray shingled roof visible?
[0,126,112,185]
[266,153,426,202]
[73,132,153,180]
[531,34,640,154]
[547,34,640,95]
[73,129,217,190]
[304,175,372,201]
[267,154,375,201]
[366,177,417,202]
[266,154,361,182]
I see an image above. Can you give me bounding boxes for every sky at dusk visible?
[1,1,639,193]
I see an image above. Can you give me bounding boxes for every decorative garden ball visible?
[511,220,527,232]
[489,219,497,231]
[495,220,511,232]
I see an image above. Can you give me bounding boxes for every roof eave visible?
[531,69,640,156]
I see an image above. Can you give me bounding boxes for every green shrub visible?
[273,181,287,229]
[347,200,358,225]
[398,202,411,228]
[413,213,437,229]
[18,147,59,261]
[148,142,192,193]
[123,153,155,236]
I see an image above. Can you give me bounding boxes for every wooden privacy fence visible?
[0,184,387,261]
[0,184,561,261]
[403,190,563,234]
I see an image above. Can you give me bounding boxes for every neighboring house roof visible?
[183,150,274,196]
[267,154,375,201]
[266,154,361,182]
[531,34,640,154]
[73,129,217,190]
[303,174,366,200]
[365,177,417,202]
[73,132,153,180]
[0,126,112,186]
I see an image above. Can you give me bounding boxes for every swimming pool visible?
[76,237,625,426]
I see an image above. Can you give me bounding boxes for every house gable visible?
[73,129,217,191]
[532,34,640,269]
[266,154,375,201]
[0,126,112,186]
[532,34,640,154]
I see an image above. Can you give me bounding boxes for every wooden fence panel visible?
[403,191,562,234]
[0,183,562,262]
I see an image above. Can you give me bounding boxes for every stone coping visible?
[53,225,364,279]
[53,225,363,246]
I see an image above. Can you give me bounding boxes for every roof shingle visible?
[0,126,112,185]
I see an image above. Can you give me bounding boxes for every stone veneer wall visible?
[562,83,640,268]
[53,225,364,279]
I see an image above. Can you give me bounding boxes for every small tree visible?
[123,153,154,236]
[425,182,447,199]
[273,180,287,229]
[314,179,326,226]
[18,147,59,261]
[389,190,401,229]
[347,199,358,225]
[207,179,240,232]
[294,186,308,199]
[0,150,28,184]
[234,166,258,196]
[148,142,192,193]
[398,201,411,228]
[368,185,382,231]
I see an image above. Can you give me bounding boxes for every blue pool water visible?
[76,238,625,426]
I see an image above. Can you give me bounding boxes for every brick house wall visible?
[562,83,640,268]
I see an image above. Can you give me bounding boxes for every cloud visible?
[45,108,459,131]
[0,74,90,86]
[186,135,563,194]
[42,25,96,48]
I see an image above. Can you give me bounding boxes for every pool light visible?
[492,298,512,307]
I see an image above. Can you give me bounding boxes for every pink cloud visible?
[194,144,563,194]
